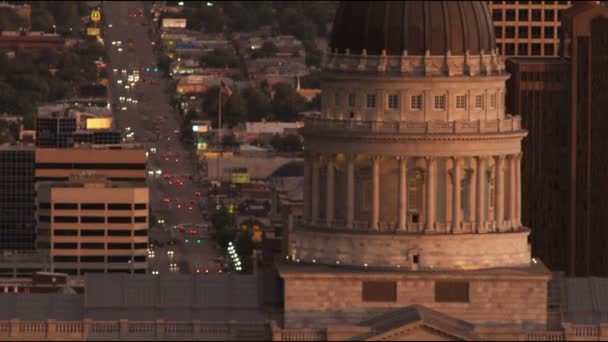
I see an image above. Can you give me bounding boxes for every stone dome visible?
[330,1,496,56]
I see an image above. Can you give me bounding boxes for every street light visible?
[52,25,56,34]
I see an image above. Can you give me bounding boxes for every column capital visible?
[345,153,357,161]
[396,155,409,161]
[494,154,506,161]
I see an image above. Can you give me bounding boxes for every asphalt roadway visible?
[102,1,223,275]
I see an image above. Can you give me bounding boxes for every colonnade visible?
[305,154,522,233]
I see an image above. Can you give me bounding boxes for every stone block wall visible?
[282,272,548,329]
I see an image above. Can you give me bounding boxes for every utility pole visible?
[216,87,222,184]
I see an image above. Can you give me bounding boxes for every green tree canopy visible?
[200,49,239,68]
[242,88,272,122]
[271,83,308,122]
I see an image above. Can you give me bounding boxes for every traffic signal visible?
[154,67,158,72]
[196,239,201,244]
[146,67,150,72]
[185,238,190,243]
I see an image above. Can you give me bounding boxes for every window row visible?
[492,9,561,22]
[38,202,147,210]
[339,93,498,111]
[496,26,555,39]
[53,242,149,249]
[361,281,469,303]
[500,43,555,56]
[53,255,147,263]
[40,216,147,224]
[53,229,147,237]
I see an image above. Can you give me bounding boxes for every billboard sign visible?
[87,27,100,36]
[90,9,102,23]
[162,18,187,28]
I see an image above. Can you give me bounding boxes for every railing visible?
[90,321,120,335]
[526,331,566,341]
[19,321,46,335]
[55,321,82,334]
[571,325,600,337]
[128,321,155,334]
[303,117,522,135]
[280,329,326,341]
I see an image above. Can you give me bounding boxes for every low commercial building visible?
[36,176,149,275]
[35,144,147,183]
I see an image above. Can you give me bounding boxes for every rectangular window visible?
[133,243,148,249]
[544,26,555,39]
[80,256,104,262]
[531,26,541,38]
[492,9,502,21]
[53,229,78,236]
[434,281,470,303]
[518,9,529,21]
[362,281,397,302]
[54,203,78,210]
[108,203,132,210]
[39,202,51,209]
[505,9,515,21]
[81,203,105,210]
[366,94,376,109]
[134,203,147,210]
[475,95,484,110]
[531,43,542,56]
[39,215,50,223]
[490,94,497,109]
[108,217,132,224]
[53,256,77,262]
[134,216,147,223]
[518,43,528,55]
[455,95,467,110]
[53,243,77,249]
[107,256,131,262]
[107,230,131,236]
[133,255,146,262]
[108,243,132,250]
[532,10,541,21]
[544,9,554,21]
[433,95,446,110]
[410,95,423,110]
[388,94,399,110]
[544,43,554,56]
[80,229,104,236]
[348,93,356,107]
[517,26,528,39]
[54,216,78,223]
[81,216,105,223]
[505,26,515,39]
[134,229,147,236]
[80,243,104,249]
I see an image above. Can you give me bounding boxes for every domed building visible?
[278,1,552,340]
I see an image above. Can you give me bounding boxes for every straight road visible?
[101,1,222,275]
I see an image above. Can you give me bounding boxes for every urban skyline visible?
[0,1,607,341]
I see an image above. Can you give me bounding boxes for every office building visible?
[0,145,35,250]
[506,1,608,276]
[36,176,149,275]
[35,144,147,183]
[35,111,77,148]
[489,1,573,57]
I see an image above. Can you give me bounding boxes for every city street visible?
[101,1,223,275]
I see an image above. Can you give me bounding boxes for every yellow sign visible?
[87,27,100,36]
[90,9,101,23]
[231,173,250,184]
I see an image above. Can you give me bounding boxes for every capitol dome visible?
[330,1,496,56]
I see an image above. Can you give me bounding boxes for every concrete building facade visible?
[506,1,608,277]
[35,177,149,275]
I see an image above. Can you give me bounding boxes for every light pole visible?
[52,25,56,34]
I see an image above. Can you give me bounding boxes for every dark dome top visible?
[271,161,304,178]
[330,1,496,56]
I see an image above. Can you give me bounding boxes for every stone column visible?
[326,155,335,226]
[508,154,516,229]
[452,157,461,232]
[346,154,355,229]
[398,156,408,231]
[468,159,476,224]
[515,152,522,227]
[494,155,505,229]
[425,157,436,232]
[311,155,320,223]
[371,156,380,230]
[476,157,486,232]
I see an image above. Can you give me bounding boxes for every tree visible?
[270,134,302,152]
[224,91,247,126]
[243,88,272,121]
[271,83,308,122]
[251,41,278,59]
[200,49,239,68]
[222,134,239,148]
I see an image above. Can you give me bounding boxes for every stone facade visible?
[281,267,549,329]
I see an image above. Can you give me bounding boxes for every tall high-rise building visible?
[0,145,35,250]
[36,176,149,275]
[506,1,608,276]
[35,112,77,148]
[279,1,553,339]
